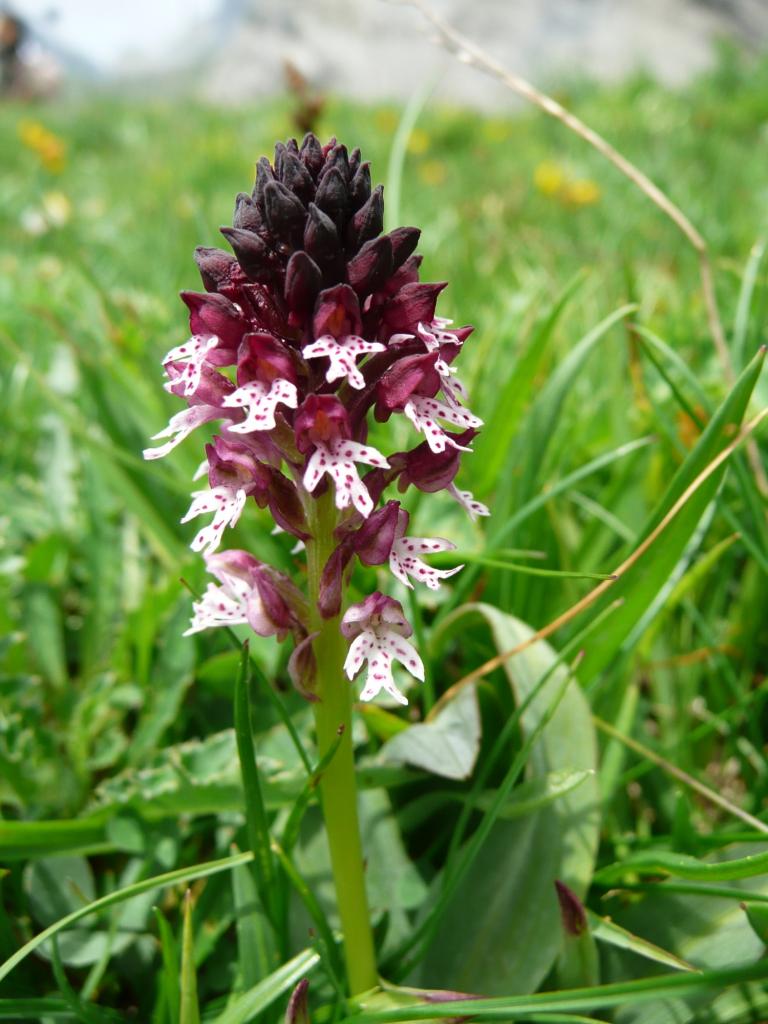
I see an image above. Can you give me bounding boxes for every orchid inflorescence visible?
[144,133,488,705]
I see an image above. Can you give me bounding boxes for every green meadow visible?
[1,47,768,1022]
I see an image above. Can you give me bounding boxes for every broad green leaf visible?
[379,684,481,780]
[418,606,599,995]
[24,855,95,927]
[577,345,765,683]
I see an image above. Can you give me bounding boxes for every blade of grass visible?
[234,641,278,930]
[180,891,200,1024]
[153,907,180,1024]
[0,850,253,984]
[213,947,319,1024]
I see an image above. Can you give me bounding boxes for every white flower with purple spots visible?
[403,395,483,454]
[389,535,464,590]
[448,484,491,521]
[342,593,424,705]
[181,485,247,555]
[303,439,389,519]
[222,378,298,432]
[302,335,386,390]
[162,335,219,397]
[142,404,221,461]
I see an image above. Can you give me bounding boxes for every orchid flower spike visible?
[144,133,488,704]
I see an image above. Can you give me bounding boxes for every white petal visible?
[330,439,389,470]
[163,335,219,397]
[359,647,408,706]
[448,484,491,521]
[143,405,219,460]
[223,378,297,433]
[378,631,425,681]
[303,334,385,391]
[344,632,375,679]
[183,583,248,635]
[302,446,329,494]
[181,487,246,556]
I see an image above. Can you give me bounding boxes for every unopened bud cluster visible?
[144,134,488,704]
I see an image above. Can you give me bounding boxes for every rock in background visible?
[200,0,768,108]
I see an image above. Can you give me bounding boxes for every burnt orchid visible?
[144,133,488,994]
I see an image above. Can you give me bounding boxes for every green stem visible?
[306,491,378,996]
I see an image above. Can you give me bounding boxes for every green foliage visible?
[1,45,768,1024]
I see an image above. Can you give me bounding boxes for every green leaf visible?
[417,606,599,995]
[231,852,276,991]
[577,346,765,683]
[153,907,180,1024]
[180,891,200,1024]
[379,685,481,781]
[587,911,694,972]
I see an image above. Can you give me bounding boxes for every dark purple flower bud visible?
[314,167,348,226]
[237,332,298,388]
[346,184,384,251]
[233,192,268,235]
[341,591,412,639]
[383,254,423,295]
[395,430,477,493]
[347,236,394,295]
[381,281,446,334]
[300,132,324,177]
[194,247,239,292]
[206,437,261,493]
[303,203,343,272]
[252,156,276,206]
[294,394,351,453]
[376,353,441,418]
[220,227,276,281]
[263,180,306,246]
[389,226,421,271]
[284,978,311,1024]
[348,147,361,173]
[349,162,371,211]
[285,251,322,320]
[274,141,288,179]
[352,500,404,565]
[288,635,319,702]
[180,291,248,357]
[280,150,315,204]
[249,461,309,539]
[554,880,588,937]
[318,543,353,619]
[321,143,350,183]
[313,284,362,341]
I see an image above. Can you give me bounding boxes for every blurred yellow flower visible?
[418,159,447,186]
[18,119,66,173]
[533,160,565,197]
[563,179,601,207]
[407,128,430,155]
[533,160,601,207]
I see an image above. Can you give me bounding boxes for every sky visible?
[11,0,223,71]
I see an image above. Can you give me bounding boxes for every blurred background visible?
[4,0,768,105]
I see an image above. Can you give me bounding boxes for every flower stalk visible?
[306,490,378,995]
